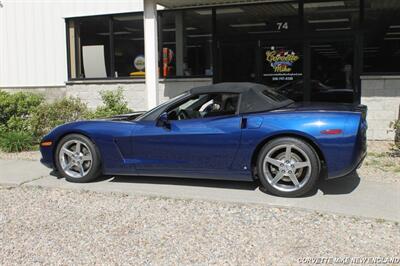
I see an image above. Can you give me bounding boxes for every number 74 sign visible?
[276,22,289,30]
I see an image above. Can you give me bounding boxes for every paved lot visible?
[0,159,399,222]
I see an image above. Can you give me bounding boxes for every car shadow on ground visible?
[106,172,360,197]
[109,175,260,191]
[51,170,361,197]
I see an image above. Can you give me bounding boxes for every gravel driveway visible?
[1,186,399,265]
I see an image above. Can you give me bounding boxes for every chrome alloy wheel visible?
[262,144,311,193]
[59,140,93,179]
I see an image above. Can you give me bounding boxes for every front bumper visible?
[39,144,55,169]
[40,158,54,169]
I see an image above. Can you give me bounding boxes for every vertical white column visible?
[143,0,159,109]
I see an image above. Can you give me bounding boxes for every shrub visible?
[394,119,400,149]
[0,131,35,152]
[30,97,89,139]
[89,88,132,118]
[0,88,133,153]
[6,115,31,132]
[0,90,44,126]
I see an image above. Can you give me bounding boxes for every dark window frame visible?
[158,7,214,79]
[66,11,146,81]
[360,0,400,76]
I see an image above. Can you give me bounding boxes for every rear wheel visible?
[55,134,102,183]
[257,137,320,197]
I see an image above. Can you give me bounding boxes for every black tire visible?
[55,134,102,183]
[257,137,320,197]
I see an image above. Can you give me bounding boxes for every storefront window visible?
[216,2,299,38]
[159,9,213,78]
[113,14,144,78]
[310,40,354,103]
[67,13,145,80]
[363,0,400,73]
[76,16,112,78]
[304,0,359,33]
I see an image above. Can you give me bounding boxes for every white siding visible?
[0,0,144,87]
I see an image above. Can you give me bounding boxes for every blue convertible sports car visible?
[40,83,367,197]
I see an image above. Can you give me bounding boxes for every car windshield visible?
[134,92,190,121]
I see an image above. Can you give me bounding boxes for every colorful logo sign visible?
[266,46,299,73]
[134,55,145,71]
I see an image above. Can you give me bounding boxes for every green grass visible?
[364,151,400,173]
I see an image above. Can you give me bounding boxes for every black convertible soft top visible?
[189,82,293,114]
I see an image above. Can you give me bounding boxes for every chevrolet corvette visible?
[40,83,367,197]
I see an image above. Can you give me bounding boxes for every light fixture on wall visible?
[230,22,266,28]
[248,30,279,34]
[195,8,243,15]
[162,27,197,32]
[124,27,142,32]
[384,37,400,40]
[163,28,176,32]
[315,27,351,31]
[292,1,345,9]
[187,34,211,38]
[308,18,349,24]
[97,31,131,36]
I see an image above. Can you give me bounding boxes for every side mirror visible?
[156,112,170,129]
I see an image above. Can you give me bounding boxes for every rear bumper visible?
[356,152,367,169]
[326,149,367,180]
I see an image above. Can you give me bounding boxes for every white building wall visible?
[0,0,144,88]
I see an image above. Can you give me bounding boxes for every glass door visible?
[260,40,304,101]
[218,41,258,83]
[309,39,355,103]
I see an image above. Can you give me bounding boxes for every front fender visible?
[40,120,137,175]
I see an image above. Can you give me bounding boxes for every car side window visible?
[167,93,239,121]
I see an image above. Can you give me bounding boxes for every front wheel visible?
[55,134,102,183]
[257,137,320,197]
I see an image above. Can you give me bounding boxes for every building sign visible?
[134,55,145,71]
[264,46,302,81]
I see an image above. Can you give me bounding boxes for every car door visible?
[131,93,242,176]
